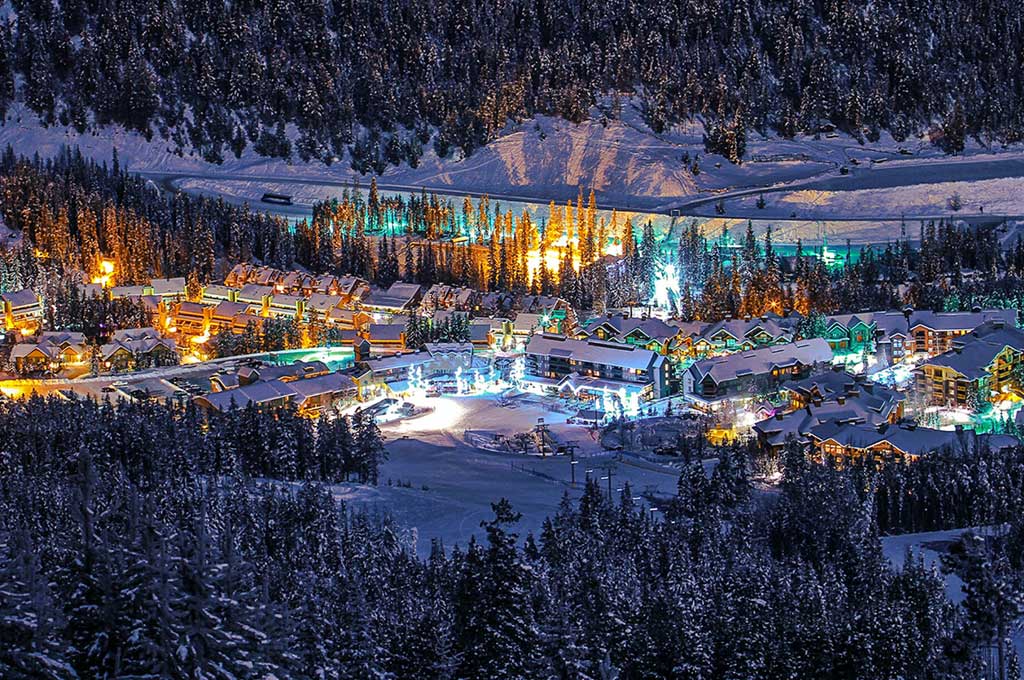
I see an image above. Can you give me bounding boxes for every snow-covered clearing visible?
[334,395,684,554]
[882,528,972,603]
[883,526,1024,663]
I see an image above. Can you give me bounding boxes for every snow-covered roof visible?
[367,323,405,342]
[173,301,207,316]
[238,284,274,302]
[201,284,237,301]
[583,315,680,342]
[211,300,250,319]
[197,380,298,411]
[525,333,662,372]
[288,372,357,401]
[365,282,422,311]
[362,351,430,372]
[689,338,833,385]
[305,293,343,313]
[1,288,39,309]
[268,293,303,309]
[149,277,186,297]
[918,321,1024,379]
[808,422,1019,458]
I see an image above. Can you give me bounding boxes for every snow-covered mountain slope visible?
[2,101,1023,216]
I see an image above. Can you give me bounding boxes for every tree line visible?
[673,217,1024,323]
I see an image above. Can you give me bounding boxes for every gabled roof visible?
[288,372,357,400]
[240,360,329,383]
[211,300,250,319]
[197,380,297,411]
[10,344,52,361]
[38,331,87,347]
[782,369,900,414]
[694,317,797,346]
[238,284,274,302]
[336,276,368,295]
[582,315,679,342]
[525,333,661,372]
[366,323,405,342]
[1,288,39,309]
[910,309,1016,332]
[918,321,1024,380]
[807,422,1018,458]
[100,336,177,360]
[689,338,833,385]
[305,293,343,313]
[111,327,162,343]
[754,393,898,448]
[365,282,422,310]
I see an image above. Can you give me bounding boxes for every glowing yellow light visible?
[0,385,24,399]
[392,396,464,434]
[91,259,116,288]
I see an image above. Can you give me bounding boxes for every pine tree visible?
[454,500,543,679]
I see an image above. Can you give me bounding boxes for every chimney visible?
[743,314,751,322]
[971,305,982,313]
[994,319,1006,329]
[954,346,962,354]
[831,364,844,372]
[863,383,874,394]
[813,398,822,407]
[837,396,846,405]
[775,412,784,421]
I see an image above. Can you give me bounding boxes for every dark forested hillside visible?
[1,396,1005,679]
[0,0,1020,165]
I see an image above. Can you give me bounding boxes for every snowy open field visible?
[697,176,1024,222]
[333,395,686,554]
